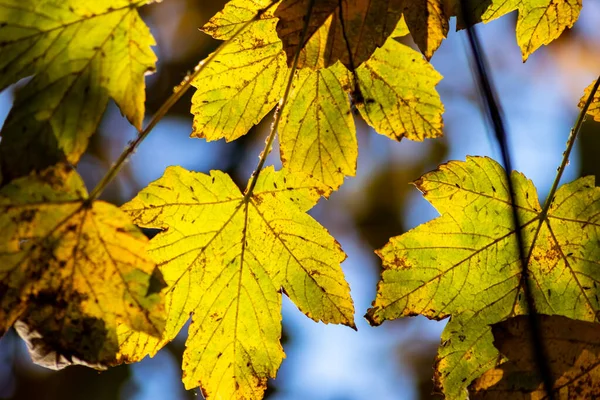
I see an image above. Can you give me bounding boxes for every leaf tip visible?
[411,176,428,194]
[364,307,382,327]
[345,320,358,331]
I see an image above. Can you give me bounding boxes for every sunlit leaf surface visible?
[191,0,287,142]
[580,79,600,122]
[0,0,157,179]
[356,37,444,141]
[0,165,165,369]
[279,62,356,189]
[368,156,600,398]
[121,166,355,399]
[192,0,443,189]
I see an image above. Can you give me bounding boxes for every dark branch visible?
[459,1,555,398]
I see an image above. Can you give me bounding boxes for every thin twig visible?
[459,1,555,398]
[523,77,600,306]
[88,0,279,201]
[540,77,600,216]
[244,0,317,199]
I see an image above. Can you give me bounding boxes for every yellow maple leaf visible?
[0,164,165,369]
[0,0,157,179]
[191,0,287,142]
[279,62,357,189]
[580,79,600,122]
[120,166,355,399]
[451,0,582,60]
[367,156,600,398]
[356,37,444,141]
[193,1,443,190]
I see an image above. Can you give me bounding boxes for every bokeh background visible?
[1,2,599,399]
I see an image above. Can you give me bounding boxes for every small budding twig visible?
[88,0,279,201]
[459,1,555,398]
[540,77,600,217]
[524,77,600,292]
[244,0,317,199]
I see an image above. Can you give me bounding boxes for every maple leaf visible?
[274,0,403,69]
[400,0,449,60]
[395,0,581,60]
[356,36,444,141]
[0,164,165,369]
[193,1,444,189]
[0,0,157,180]
[469,315,600,399]
[580,79,600,122]
[279,62,357,189]
[453,0,582,60]
[367,156,600,399]
[191,0,287,142]
[120,166,355,399]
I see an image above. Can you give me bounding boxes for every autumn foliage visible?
[0,0,598,399]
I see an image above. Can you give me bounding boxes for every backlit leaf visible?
[367,156,600,398]
[580,79,600,122]
[435,311,507,400]
[399,0,581,60]
[451,0,582,60]
[401,0,449,60]
[121,166,355,399]
[0,0,157,179]
[193,0,444,190]
[274,0,403,69]
[469,315,600,399]
[191,0,287,142]
[279,62,356,189]
[0,164,165,369]
[356,38,444,141]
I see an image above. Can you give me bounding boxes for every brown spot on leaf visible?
[391,255,412,270]
[18,209,36,223]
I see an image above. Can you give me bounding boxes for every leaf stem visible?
[88,0,279,201]
[539,77,600,219]
[460,1,555,398]
[244,0,316,199]
[336,0,363,105]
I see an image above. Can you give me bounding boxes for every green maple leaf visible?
[120,166,355,399]
[0,164,165,369]
[192,1,443,189]
[367,156,600,399]
[0,0,157,179]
